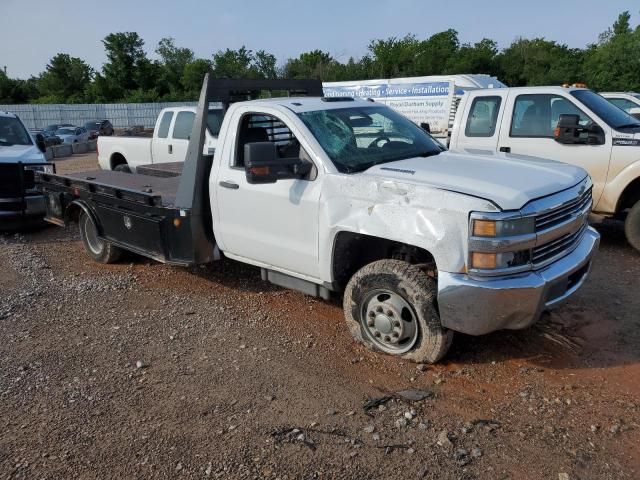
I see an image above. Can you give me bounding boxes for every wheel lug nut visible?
[387,310,393,317]
[374,331,381,338]
[367,320,374,327]
[368,311,375,318]
[394,321,401,328]
[392,332,399,338]
[376,306,383,313]
[384,336,391,342]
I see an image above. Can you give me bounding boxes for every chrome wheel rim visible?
[360,289,418,354]
[82,215,103,255]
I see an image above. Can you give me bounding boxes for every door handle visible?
[219,181,239,190]
[499,146,511,153]
[168,144,173,154]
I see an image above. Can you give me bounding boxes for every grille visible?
[533,223,587,267]
[535,188,592,231]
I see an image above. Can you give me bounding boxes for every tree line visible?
[0,11,638,105]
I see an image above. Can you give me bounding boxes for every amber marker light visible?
[472,219,497,237]
[471,252,497,269]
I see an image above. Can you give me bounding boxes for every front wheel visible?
[625,200,640,252]
[343,259,453,364]
[78,210,122,264]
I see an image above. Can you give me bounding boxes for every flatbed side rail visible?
[38,172,163,208]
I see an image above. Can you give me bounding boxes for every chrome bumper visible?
[437,227,600,336]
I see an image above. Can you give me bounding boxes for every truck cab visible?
[450,86,640,250]
[0,111,53,228]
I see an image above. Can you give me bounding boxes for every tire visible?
[625,200,640,252]
[113,163,131,173]
[343,259,453,364]
[78,210,122,264]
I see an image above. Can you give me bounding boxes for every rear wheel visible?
[113,163,131,173]
[343,259,453,364]
[78,211,122,263]
[625,200,640,252]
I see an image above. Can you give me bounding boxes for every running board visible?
[260,268,331,300]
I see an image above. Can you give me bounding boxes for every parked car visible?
[600,92,640,119]
[43,123,73,135]
[41,131,62,146]
[40,77,599,364]
[84,119,114,139]
[55,126,89,144]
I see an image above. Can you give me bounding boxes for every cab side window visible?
[465,96,502,137]
[157,111,174,139]
[172,111,196,140]
[511,94,592,138]
[235,113,309,167]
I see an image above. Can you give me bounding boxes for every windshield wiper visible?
[0,140,14,146]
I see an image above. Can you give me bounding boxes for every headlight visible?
[471,217,535,237]
[469,213,536,274]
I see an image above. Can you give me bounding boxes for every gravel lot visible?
[1,153,639,479]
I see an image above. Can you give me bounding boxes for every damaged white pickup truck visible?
[40,78,600,363]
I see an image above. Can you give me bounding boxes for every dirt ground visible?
[1,153,639,479]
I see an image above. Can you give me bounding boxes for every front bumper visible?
[0,195,47,226]
[437,226,600,336]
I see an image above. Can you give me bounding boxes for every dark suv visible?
[84,120,114,139]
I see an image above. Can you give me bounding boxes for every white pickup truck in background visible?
[97,106,223,172]
[600,92,640,119]
[447,86,640,251]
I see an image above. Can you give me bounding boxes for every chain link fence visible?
[0,102,199,129]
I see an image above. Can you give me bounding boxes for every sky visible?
[1,0,638,79]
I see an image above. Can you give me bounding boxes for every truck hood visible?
[0,144,46,164]
[363,149,588,210]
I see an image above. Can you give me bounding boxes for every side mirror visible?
[35,133,47,153]
[420,122,431,134]
[244,142,312,184]
[629,107,640,121]
[554,114,588,145]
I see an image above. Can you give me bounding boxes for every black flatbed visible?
[62,170,180,207]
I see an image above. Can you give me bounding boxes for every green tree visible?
[101,32,150,99]
[37,53,93,103]
[0,71,38,104]
[367,35,420,77]
[584,11,640,90]
[282,50,337,79]
[498,38,584,86]
[182,59,213,98]
[212,46,256,78]
[156,37,195,94]
[445,39,499,76]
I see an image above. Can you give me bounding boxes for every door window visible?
[234,113,308,168]
[172,111,195,140]
[465,96,502,137]
[511,94,592,138]
[607,98,639,113]
[157,112,174,139]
